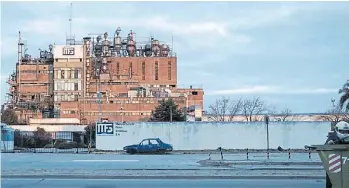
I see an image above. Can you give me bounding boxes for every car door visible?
[138,140,150,153]
[148,139,160,152]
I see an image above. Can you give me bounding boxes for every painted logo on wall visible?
[96,123,130,136]
[96,123,114,136]
[62,47,75,55]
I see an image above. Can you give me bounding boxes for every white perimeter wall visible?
[96,121,331,150]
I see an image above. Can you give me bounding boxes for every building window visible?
[155,61,158,80]
[67,70,71,79]
[168,61,171,80]
[116,62,120,75]
[61,70,65,79]
[80,58,82,62]
[74,70,79,79]
[129,62,133,79]
[74,83,78,91]
[74,95,78,101]
[142,62,145,80]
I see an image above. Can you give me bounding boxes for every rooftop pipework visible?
[86,27,175,58]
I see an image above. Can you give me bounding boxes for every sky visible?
[1,1,348,113]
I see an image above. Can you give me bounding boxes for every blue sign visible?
[96,123,114,135]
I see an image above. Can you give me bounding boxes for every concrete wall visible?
[96,121,331,150]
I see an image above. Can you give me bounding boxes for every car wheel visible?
[157,149,166,154]
[129,149,137,154]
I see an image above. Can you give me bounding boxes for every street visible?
[1,179,325,188]
[1,153,325,178]
[1,152,321,170]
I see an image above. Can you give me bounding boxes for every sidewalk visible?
[2,168,326,179]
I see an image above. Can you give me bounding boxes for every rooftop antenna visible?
[69,2,73,41]
[171,35,174,56]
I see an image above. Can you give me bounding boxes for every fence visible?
[2,130,96,154]
[207,148,319,161]
[13,147,90,153]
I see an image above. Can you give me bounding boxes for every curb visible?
[198,160,323,166]
[1,175,326,180]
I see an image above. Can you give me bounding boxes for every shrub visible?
[56,141,78,149]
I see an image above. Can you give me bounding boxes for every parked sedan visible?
[123,138,173,154]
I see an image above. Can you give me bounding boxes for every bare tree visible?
[280,107,293,121]
[241,97,269,122]
[228,98,242,121]
[208,97,243,121]
[267,105,277,114]
[208,97,230,121]
[318,103,349,125]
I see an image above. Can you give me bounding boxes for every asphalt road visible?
[1,179,325,188]
[1,152,321,170]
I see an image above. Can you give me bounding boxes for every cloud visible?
[74,16,231,38]
[0,37,19,59]
[6,2,319,57]
[22,19,63,35]
[207,85,338,95]
[0,75,8,81]
[229,4,314,31]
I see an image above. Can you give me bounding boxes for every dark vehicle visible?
[305,121,349,188]
[123,138,173,154]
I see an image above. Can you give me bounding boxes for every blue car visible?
[123,138,173,154]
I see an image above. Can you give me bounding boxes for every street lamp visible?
[264,115,270,152]
[170,105,173,123]
[88,34,107,153]
[121,106,124,122]
[331,98,336,130]
[331,98,336,110]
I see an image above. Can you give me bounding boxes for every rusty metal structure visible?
[4,32,55,123]
[3,28,204,124]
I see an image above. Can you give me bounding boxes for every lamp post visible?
[264,115,270,151]
[170,105,173,123]
[331,98,336,130]
[184,93,189,122]
[121,106,124,122]
[89,124,92,150]
[93,33,110,123]
[88,34,106,152]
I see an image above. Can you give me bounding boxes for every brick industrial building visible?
[4,28,204,124]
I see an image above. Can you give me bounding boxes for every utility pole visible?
[170,106,173,123]
[264,115,270,151]
[69,2,73,42]
[121,99,124,122]
[331,98,336,110]
[331,98,336,130]
[121,107,124,122]
[89,125,92,149]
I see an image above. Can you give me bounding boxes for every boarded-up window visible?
[142,62,145,80]
[155,61,158,80]
[168,61,171,80]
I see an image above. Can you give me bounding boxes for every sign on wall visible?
[62,47,75,55]
[96,122,130,137]
[96,123,114,136]
[53,45,83,59]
